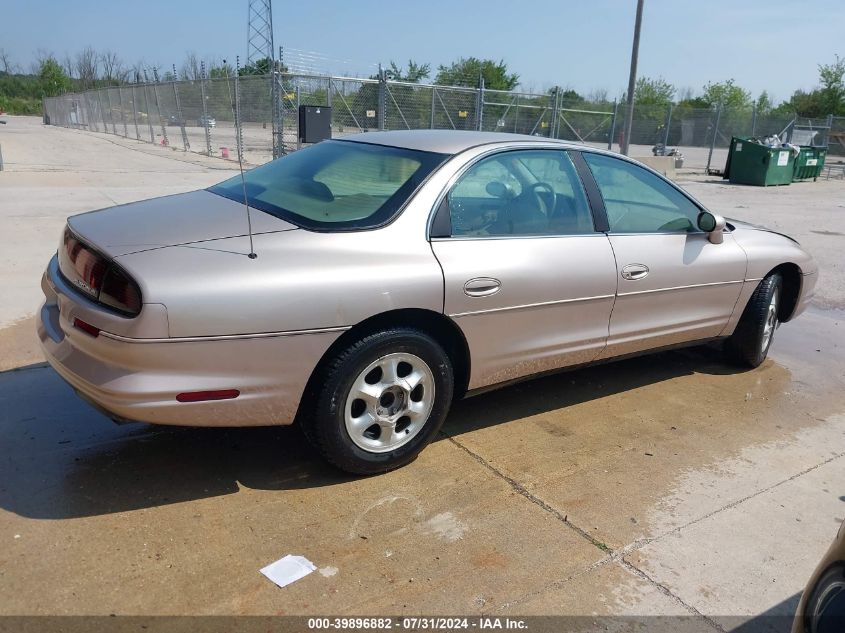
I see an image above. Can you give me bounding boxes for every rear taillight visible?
[59,226,142,317]
[62,228,106,298]
[100,266,142,315]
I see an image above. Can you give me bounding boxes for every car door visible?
[578,151,748,358]
[430,148,617,390]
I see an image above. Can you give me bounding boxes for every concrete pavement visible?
[0,118,844,626]
[0,116,239,330]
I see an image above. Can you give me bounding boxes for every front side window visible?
[448,150,595,236]
[582,153,702,233]
[209,140,448,230]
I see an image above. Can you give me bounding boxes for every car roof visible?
[337,129,579,155]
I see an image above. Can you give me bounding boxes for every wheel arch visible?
[296,308,471,423]
[768,262,802,322]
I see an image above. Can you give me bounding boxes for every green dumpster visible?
[793,146,827,181]
[723,137,795,186]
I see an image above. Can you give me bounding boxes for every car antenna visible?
[228,56,257,259]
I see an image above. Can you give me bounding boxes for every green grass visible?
[0,96,42,115]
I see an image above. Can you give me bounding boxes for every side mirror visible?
[698,211,726,244]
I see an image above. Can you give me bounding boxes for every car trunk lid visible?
[67,189,297,257]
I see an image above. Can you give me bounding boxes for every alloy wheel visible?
[761,288,779,351]
[344,352,435,453]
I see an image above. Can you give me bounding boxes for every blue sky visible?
[3,0,844,103]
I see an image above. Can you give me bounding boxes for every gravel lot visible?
[1,117,843,626]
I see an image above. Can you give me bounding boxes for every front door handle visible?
[464,277,501,297]
[621,263,649,280]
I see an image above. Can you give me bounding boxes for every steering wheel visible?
[526,182,555,215]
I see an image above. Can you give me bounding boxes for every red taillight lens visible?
[59,227,142,317]
[100,266,142,316]
[62,228,107,299]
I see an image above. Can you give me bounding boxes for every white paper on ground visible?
[259,554,316,588]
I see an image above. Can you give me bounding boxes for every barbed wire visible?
[282,47,378,77]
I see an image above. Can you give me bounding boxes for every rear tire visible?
[724,273,782,368]
[303,328,454,475]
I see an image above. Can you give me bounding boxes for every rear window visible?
[208,140,448,230]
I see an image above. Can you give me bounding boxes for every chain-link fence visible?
[831,116,845,157]
[43,72,843,171]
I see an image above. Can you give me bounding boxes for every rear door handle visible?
[464,277,501,297]
[621,263,649,280]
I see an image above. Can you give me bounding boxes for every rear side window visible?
[209,140,448,230]
[582,153,702,233]
[447,150,595,236]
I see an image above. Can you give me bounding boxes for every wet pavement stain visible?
[444,307,844,548]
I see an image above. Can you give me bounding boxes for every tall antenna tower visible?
[247,0,275,70]
[247,0,283,158]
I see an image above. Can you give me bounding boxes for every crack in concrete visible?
[443,432,716,623]
[619,559,726,631]
[442,432,610,552]
[493,555,616,612]
[444,430,842,625]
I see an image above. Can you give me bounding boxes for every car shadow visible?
[728,591,802,633]
[444,342,740,437]
[0,344,749,520]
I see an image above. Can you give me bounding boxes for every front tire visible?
[304,328,454,475]
[724,273,782,368]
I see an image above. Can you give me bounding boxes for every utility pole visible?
[621,0,644,156]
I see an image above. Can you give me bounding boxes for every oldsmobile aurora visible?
[38,131,817,473]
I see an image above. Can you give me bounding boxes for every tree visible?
[129,60,146,83]
[625,77,675,146]
[676,86,695,102]
[75,46,98,89]
[781,89,824,118]
[633,76,675,105]
[0,48,12,74]
[818,55,845,115]
[386,60,430,83]
[31,48,54,74]
[558,88,583,103]
[38,56,71,96]
[61,53,75,80]
[239,57,272,76]
[701,79,751,109]
[209,62,234,79]
[434,57,519,90]
[585,88,609,105]
[99,50,125,84]
[754,91,772,115]
[180,52,202,81]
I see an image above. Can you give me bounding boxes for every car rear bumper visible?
[38,258,341,427]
